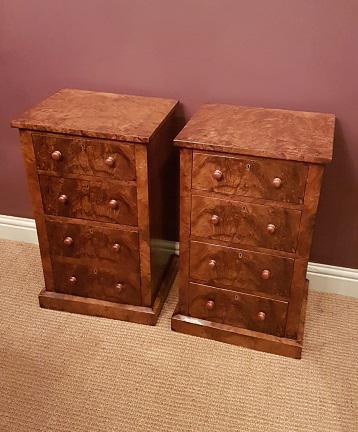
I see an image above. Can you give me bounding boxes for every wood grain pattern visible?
[11,89,178,143]
[14,90,179,325]
[171,305,304,359]
[39,254,178,325]
[33,133,136,180]
[39,175,138,226]
[190,236,297,260]
[40,289,153,323]
[188,283,288,337]
[173,102,333,356]
[296,164,324,258]
[177,149,193,315]
[191,194,301,253]
[296,279,309,347]
[19,130,55,291]
[285,259,309,339]
[135,144,152,306]
[192,152,308,204]
[45,218,139,267]
[189,240,293,299]
[147,108,182,241]
[146,106,182,300]
[189,189,302,210]
[175,104,335,164]
[45,214,138,232]
[52,260,141,305]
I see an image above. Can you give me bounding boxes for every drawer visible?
[45,219,139,269]
[188,283,288,337]
[189,241,293,298]
[39,175,138,225]
[191,195,301,253]
[192,153,307,204]
[52,261,141,305]
[33,133,136,180]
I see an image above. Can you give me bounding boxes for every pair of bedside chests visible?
[11,89,335,359]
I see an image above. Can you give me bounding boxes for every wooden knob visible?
[211,214,220,225]
[109,199,118,209]
[51,150,62,161]
[105,156,115,167]
[58,194,68,204]
[272,177,282,188]
[69,276,77,284]
[206,300,215,310]
[63,236,73,246]
[267,223,276,234]
[261,269,271,280]
[112,243,121,252]
[257,311,266,321]
[213,169,223,181]
[116,283,124,291]
[208,259,216,268]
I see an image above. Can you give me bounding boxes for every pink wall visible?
[1,0,357,268]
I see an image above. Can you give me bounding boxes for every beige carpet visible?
[0,239,357,432]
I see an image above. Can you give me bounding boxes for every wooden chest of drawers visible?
[171,104,335,358]
[12,89,180,325]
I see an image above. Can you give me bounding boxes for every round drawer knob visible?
[208,259,216,268]
[51,150,62,161]
[105,156,115,167]
[206,300,215,310]
[112,243,121,252]
[58,194,68,204]
[261,269,271,280]
[257,311,266,321]
[69,276,77,285]
[213,169,223,181]
[116,283,124,291]
[211,214,220,225]
[109,199,118,209]
[272,177,282,188]
[267,223,276,234]
[63,236,73,246]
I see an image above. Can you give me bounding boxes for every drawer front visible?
[39,175,138,225]
[191,195,301,253]
[46,219,139,268]
[188,283,288,337]
[33,133,136,180]
[52,261,141,305]
[189,241,293,298]
[192,152,308,204]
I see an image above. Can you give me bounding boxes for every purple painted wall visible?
[1,0,357,267]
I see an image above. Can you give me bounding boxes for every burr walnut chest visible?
[12,89,179,324]
[172,104,335,358]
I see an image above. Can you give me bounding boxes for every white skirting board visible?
[0,214,357,298]
[0,215,39,244]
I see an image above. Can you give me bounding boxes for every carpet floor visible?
[0,239,357,432]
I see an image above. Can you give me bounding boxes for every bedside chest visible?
[12,89,179,325]
[171,104,335,358]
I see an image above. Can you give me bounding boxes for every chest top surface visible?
[11,89,178,143]
[175,104,335,164]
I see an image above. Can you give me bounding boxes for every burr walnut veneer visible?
[12,89,179,324]
[172,104,335,358]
